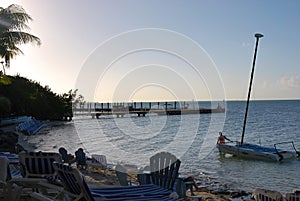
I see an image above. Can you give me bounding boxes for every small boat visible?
[217,141,299,161]
[217,33,300,162]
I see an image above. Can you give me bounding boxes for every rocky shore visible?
[0,124,253,201]
[0,124,19,153]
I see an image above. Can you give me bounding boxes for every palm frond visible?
[0,4,32,31]
[1,31,41,46]
[0,4,41,71]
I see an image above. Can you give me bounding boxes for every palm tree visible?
[0,4,41,73]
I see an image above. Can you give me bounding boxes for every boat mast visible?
[240,33,264,145]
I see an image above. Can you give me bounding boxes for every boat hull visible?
[217,143,298,162]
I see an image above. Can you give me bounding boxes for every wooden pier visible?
[93,108,225,118]
[73,101,225,118]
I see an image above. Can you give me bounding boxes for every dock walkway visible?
[73,101,225,118]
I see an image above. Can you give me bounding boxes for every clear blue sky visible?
[2,0,300,101]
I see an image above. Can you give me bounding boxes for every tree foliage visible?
[0,4,41,70]
[0,75,73,120]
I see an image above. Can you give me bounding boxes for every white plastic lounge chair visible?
[0,152,23,179]
[16,117,46,135]
[252,188,284,201]
[0,156,23,201]
[89,154,108,173]
[0,156,9,182]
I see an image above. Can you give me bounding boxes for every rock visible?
[230,190,251,198]
[211,190,230,195]
[230,192,241,198]
[0,130,18,153]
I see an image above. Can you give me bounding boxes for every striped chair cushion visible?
[19,152,62,178]
[53,162,179,201]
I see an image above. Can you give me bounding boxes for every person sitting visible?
[217,132,230,144]
[75,148,87,170]
[58,147,74,166]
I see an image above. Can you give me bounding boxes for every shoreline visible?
[17,131,36,152]
[0,123,252,200]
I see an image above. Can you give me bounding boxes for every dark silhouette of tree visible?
[0,75,73,120]
[0,4,41,72]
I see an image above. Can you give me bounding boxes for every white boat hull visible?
[217,143,298,162]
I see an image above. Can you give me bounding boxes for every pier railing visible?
[73,101,225,118]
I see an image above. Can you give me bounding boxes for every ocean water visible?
[29,100,300,193]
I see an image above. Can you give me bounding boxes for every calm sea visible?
[29,100,300,193]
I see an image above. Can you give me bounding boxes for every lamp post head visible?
[255,33,264,38]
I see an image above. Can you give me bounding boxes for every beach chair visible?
[252,188,284,201]
[3,152,64,199]
[147,152,202,200]
[0,152,21,178]
[0,152,19,165]
[285,191,300,201]
[18,151,62,178]
[89,154,108,173]
[149,152,180,191]
[49,162,180,201]
[16,117,45,135]
[115,164,139,186]
[30,192,56,201]
[0,156,23,200]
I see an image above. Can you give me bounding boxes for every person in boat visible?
[217,132,231,144]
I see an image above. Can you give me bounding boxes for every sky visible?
[1,0,300,102]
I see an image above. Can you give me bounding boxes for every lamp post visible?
[241,33,264,145]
